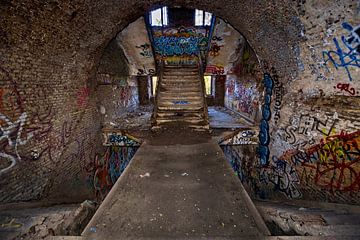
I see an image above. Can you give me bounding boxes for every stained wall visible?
[0,0,324,204]
[222,0,360,204]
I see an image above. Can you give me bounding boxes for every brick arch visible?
[87,0,302,78]
[1,0,301,78]
[0,0,302,203]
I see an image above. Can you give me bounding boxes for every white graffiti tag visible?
[0,112,33,175]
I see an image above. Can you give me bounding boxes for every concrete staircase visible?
[152,64,209,129]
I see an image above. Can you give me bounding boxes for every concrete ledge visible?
[51,235,360,240]
[49,237,84,240]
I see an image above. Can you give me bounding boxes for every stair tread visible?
[153,64,207,129]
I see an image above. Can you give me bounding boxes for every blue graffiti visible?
[258,73,273,166]
[108,134,140,146]
[108,146,138,185]
[154,36,208,56]
[173,100,189,105]
[221,145,244,181]
[322,22,360,81]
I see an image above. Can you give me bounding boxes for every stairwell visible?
[152,64,209,129]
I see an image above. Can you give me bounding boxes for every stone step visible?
[157,104,203,111]
[161,81,200,86]
[159,85,201,93]
[160,92,202,98]
[155,116,205,122]
[163,74,199,78]
[163,67,198,72]
[163,72,198,76]
[159,89,202,95]
[158,103,204,111]
[156,111,204,118]
[159,96,203,101]
[158,100,203,107]
[162,79,200,84]
[164,64,198,68]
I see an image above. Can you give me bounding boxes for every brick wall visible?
[0,0,301,203]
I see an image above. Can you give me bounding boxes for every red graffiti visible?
[205,65,224,75]
[209,42,223,57]
[119,86,132,107]
[77,86,90,108]
[334,83,358,95]
[282,130,360,193]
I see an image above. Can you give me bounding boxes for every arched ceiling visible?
[0,0,302,79]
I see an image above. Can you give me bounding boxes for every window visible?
[204,75,213,96]
[150,7,168,26]
[151,76,158,96]
[195,9,212,26]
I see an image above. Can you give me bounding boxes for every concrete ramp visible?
[82,133,269,239]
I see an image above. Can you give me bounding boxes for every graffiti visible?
[258,73,273,166]
[136,43,153,58]
[222,128,360,201]
[221,145,246,182]
[284,113,338,149]
[108,134,140,146]
[272,72,284,124]
[152,26,209,58]
[322,23,360,82]
[208,35,224,57]
[119,86,131,107]
[260,156,302,198]
[283,130,360,194]
[173,100,189,105]
[221,144,301,199]
[219,129,258,145]
[226,80,259,116]
[154,36,208,56]
[212,36,223,42]
[77,86,90,108]
[0,112,33,174]
[230,42,257,76]
[334,83,358,95]
[205,65,224,75]
[92,146,139,199]
[102,131,141,146]
[164,56,197,65]
[137,67,155,76]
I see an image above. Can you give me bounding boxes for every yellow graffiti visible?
[0,219,22,228]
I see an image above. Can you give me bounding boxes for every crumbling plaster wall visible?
[116,17,155,76]
[96,38,140,128]
[0,0,301,203]
[206,18,263,121]
[223,0,360,204]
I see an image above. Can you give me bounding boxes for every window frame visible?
[195,9,212,27]
[150,7,168,27]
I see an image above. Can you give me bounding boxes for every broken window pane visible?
[204,12,212,26]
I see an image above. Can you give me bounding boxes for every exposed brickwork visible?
[0,0,313,203]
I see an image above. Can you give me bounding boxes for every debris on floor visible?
[0,200,97,240]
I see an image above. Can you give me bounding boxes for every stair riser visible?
[156,112,204,117]
[154,65,208,129]
[158,101,202,106]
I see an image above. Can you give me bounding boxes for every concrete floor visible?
[208,106,252,129]
[82,130,269,239]
[109,106,251,131]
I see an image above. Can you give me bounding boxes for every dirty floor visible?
[82,130,268,239]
